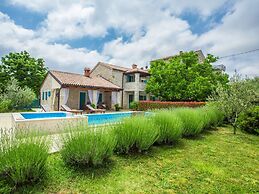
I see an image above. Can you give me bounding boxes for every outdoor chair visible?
[61,104,83,114]
[85,104,105,114]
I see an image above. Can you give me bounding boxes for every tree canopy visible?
[146,51,229,101]
[0,51,48,95]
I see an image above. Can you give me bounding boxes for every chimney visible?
[140,67,143,70]
[145,66,148,69]
[179,50,183,55]
[132,64,137,69]
[84,67,91,77]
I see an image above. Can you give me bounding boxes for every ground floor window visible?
[139,95,146,101]
[97,93,103,104]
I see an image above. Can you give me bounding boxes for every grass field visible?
[15,127,259,193]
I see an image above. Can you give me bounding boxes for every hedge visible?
[138,101,205,110]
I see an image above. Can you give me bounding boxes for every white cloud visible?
[103,16,198,66]
[2,0,259,77]
[8,0,228,16]
[9,0,229,40]
[196,0,259,76]
[8,0,81,13]
[40,4,106,40]
[0,12,106,73]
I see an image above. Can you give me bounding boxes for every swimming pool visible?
[87,112,132,125]
[15,112,135,125]
[13,111,143,133]
[21,112,68,119]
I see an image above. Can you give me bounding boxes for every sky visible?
[0,0,259,77]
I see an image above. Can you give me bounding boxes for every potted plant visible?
[114,104,120,111]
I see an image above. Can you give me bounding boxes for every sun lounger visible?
[97,103,107,109]
[61,104,83,114]
[85,104,105,114]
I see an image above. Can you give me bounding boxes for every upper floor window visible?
[140,78,147,83]
[126,74,135,82]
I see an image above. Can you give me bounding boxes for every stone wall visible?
[40,73,61,111]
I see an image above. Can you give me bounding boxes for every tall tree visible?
[0,51,48,95]
[146,51,229,101]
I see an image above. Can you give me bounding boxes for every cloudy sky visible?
[0,0,258,77]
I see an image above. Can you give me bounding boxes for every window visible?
[139,95,147,101]
[151,96,156,101]
[127,74,135,82]
[48,91,51,97]
[42,92,44,100]
[97,93,103,104]
[45,92,48,100]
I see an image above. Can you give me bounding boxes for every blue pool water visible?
[87,112,132,125]
[21,112,67,119]
[20,112,133,125]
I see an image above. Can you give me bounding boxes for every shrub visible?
[0,129,49,190]
[1,78,36,110]
[237,106,259,135]
[129,101,139,110]
[208,73,256,134]
[152,110,183,144]
[114,116,159,153]
[174,108,205,136]
[138,101,205,111]
[61,124,116,167]
[114,104,120,111]
[200,105,224,129]
[0,99,11,113]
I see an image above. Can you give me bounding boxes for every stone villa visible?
[40,50,224,111]
[40,62,151,111]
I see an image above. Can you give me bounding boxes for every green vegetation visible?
[0,51,47,94]
[114,103,121,111]
[129,101,139,110]
[209,72,257,134]
[1,106,258,193]
[200,105,224,129]
[153,110,183,144]
[114,116,159,153]
[174,108,205,136]
[237,106,259,135]
[146,51,229,101]
[61,125,116,167]
[246,76,259,103]
[9,127,259,193]
[0,78,36,112]
[0,129,49,193]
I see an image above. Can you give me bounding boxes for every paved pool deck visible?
[0,113,13,129]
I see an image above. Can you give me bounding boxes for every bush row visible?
[0,106,224,191]
[137,101,206,110]
[61,105,224,166]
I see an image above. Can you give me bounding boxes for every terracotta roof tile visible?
[49,70,121,90]
[124,68,150,75]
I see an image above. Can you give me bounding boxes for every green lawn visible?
[17,127,259,193]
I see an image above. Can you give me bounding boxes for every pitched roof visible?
[124,68,150,75]
[49,70,121,90]
[151,50,205,63]
[92,62,131,72]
